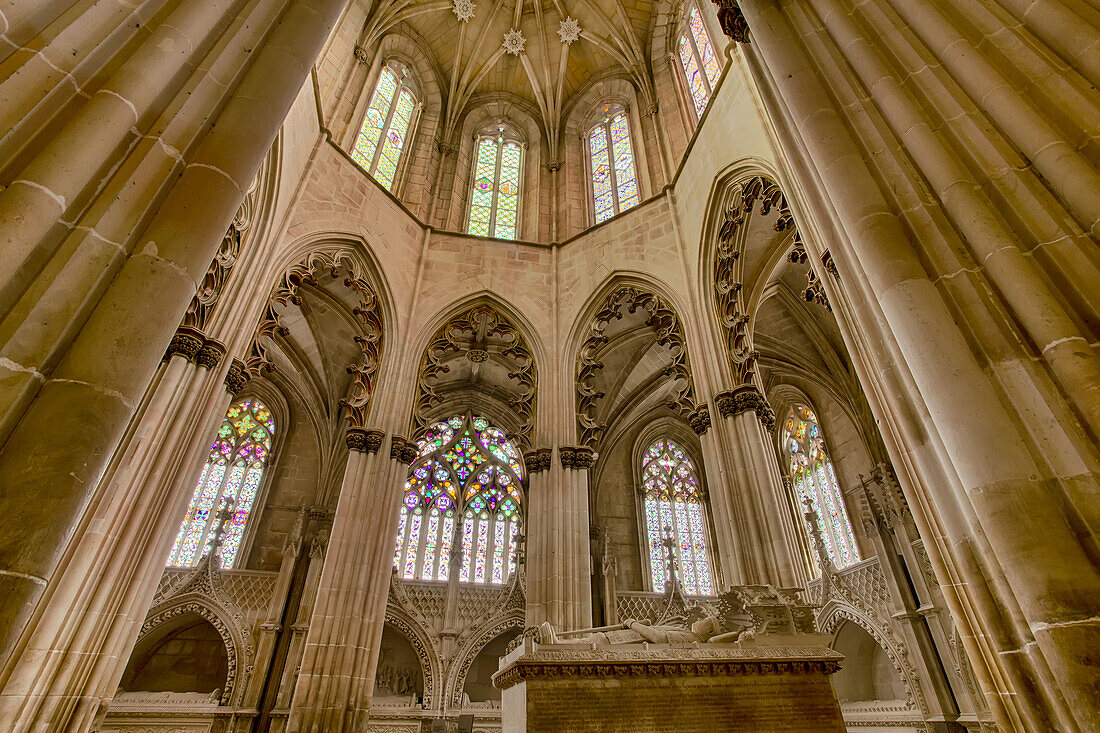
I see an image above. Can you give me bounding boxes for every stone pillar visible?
[525,447,593,631]
[711,386,805,588]
[726,2,1100,729]
[0,0,348,667]
[288,431,412,732]
[0,337,233,731]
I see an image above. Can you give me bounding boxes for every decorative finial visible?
[558,17,581,45]
[503,28,527,55]
[452,0,476,22]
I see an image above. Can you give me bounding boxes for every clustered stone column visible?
[0,332,239,730]
[0,0,350,672]
[721,2,1100,730]
[288,431,414,731]
[524,447,593,631]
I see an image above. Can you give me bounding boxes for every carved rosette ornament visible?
[346,427,385,453]
[711,0,750,43]
[559,446,595,470]
[715,385,776,432]
[523,448,552,473]
[390,436,420,464]
[576,286,700,449]
[224,357,249,394]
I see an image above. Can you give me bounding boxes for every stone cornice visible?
[559,446,595,470]
[524,448,552,473]
[390,435,420,464]
[346,427,385,453]
[492,646,842,690]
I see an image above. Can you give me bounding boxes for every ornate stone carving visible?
[559,446,595,469]
[353,44,369,64]
[712,1,750,43]
[821,250,839,278]
[411,303,536,449]
[576,286,700,448]
[390,435,419,464]
[164,326,204,363]
[224,357,249,394]
[523,448,552,473]
[196,338,226,369]
[502,28,526,55]
[557,17,581,45]
[346,427,385,453]
[803,269,831,311]
[689,404,711,435]
[715,385,775,432]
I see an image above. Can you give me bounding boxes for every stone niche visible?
[493,640,846,733]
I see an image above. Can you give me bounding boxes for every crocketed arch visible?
[446,612,524,705]
[394,414,525,585]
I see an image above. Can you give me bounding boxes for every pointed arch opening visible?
[394,413,524,584]
[466,124,523,240]
[586,104,640,223]
[168,398,275,568]
[640,438,714,595]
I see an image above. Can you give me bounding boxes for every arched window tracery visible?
[466,125,523,240]
[168,399,275,568]
[394,413,524,584]
[782,404,860,569]
[641,439,714,595]
[676,3,721,120]
[587,105,640,224]
[351,60,420,190]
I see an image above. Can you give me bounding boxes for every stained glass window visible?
[588,108,640,224]
[782,405,860,569]
[641,439,714,595]
[351,61,419,190]
[168,399,275,568]
[677,4,721,120]
[466,126,522,240]
[394,413,524,583]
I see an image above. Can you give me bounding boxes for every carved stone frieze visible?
[523,448,552,473]
[411,303,536,450]
[559,445,595,470]
[390,435,420,464]
[346,427,385,453]
[576,286,699,448]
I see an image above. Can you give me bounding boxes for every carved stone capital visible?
[546,159,563,172]
[224,357,250,394]
[196,338,226,370]
[353,45,369,64]
[712,0,750,43]
[524,448,552,473]
[390,435,420,464]
[560,445,595,470]
[164,326,205,363]
[346,427,385,453]
[259,622,282,633]
[821,250,839,278]
[715,385,775,432]
[436,139,458,156]
[689,404,711,435]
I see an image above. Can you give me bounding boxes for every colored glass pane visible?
[641,439,714,594]
[168,400,275,568]
[688,6,720,88]
[351,67,397,171]
[393,413,524,583]
[351,64,418,191]
[467,133,522,240]
[678,5,720,119]
[782,405,860,570]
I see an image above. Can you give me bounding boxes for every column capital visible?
[688,404,711,435]
[714,385,776,432]
[345,427,385,453]
[559,446,596,470]
[224,357,250,394]
[390,436,420,464]
[712,0,750,43]
[524,448,553,473]
[165,326,227,369]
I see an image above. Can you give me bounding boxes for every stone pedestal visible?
[493,641,845,732]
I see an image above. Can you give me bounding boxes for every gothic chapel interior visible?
[0,0,1097,731]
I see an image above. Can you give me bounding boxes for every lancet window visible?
[677,3,721,119]
[782,405,860,569]
[351,60,419,190]
[168,399,275,568]
[587,107,640,224]
[466,126,523,240]
[394,414,524,584]
[641,439,714,595]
